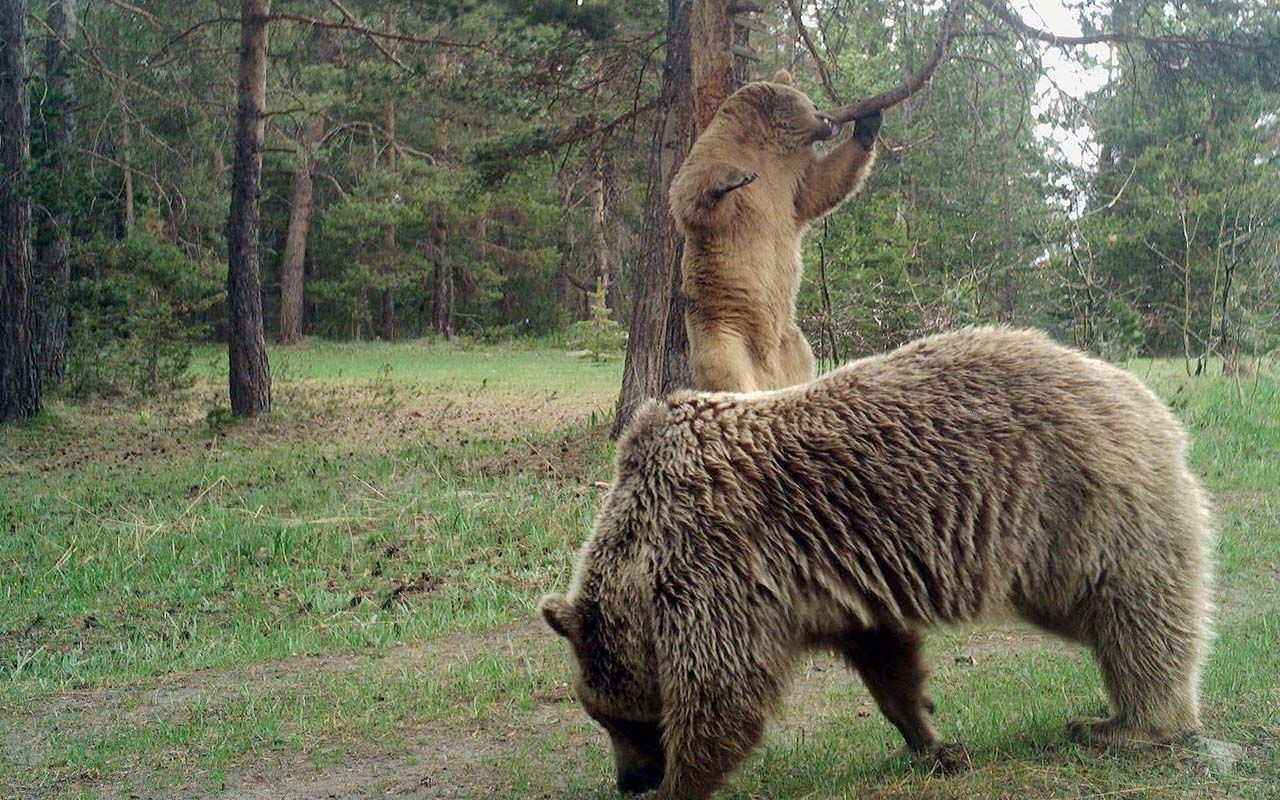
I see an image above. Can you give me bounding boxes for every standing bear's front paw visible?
[853,110,882,148]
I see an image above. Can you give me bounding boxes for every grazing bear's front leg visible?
[795,111,881,222]
[842,627,970,772]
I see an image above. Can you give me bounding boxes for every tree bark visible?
[119,120,134,237]
[431,212,452,338]
[1,0,41,423]
[34,0,74,385]
[277,115,321,345]
[430,48,452,339]
[379,7,396,341]
[613,0,737,435]
[279,28,337,344]
[225,0,272,417]
[588,146,612,319]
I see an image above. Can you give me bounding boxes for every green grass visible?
[1,343,1277,799]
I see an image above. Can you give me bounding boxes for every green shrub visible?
[66,231,222,396]
[564,279,626,361]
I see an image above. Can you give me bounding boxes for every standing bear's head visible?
[669,70,880,238]
[714,69,845,153]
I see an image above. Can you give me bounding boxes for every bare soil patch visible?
[2,378,613,481]
[8,622,1081,799]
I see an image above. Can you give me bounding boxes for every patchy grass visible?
[1,343,1277,799]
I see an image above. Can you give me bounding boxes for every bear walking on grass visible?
[670,70,880,393]
[542,327,1214,799]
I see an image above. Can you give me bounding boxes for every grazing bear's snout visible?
[609,720,665,795]
[617,762,664,795]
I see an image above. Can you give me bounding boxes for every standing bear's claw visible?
[708,169,758,200]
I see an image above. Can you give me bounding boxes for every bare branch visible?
[975,0,1272,53]
[99,0,163,28]
[783,0,840,105]
[825,0,1275,124]
[322,0,407,70]
[553,100,659,149]
[268,12,499,54]
[824,0,967,123]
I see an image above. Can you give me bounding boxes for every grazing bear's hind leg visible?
[1070,572,1207,746]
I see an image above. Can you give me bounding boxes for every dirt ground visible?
[10,619,1066,800]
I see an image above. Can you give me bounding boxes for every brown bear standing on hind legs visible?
[541,327,1215,799]
[669,70,881,393]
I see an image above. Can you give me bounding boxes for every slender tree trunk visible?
[277,115,321,345]
[279,29,337,344]
[1,0,41,423]
[555,172,578,316]
[588,146,611,319]
[225,0,271,416]
[430,48,452,338]
[379,7,396,341]
[119,120,134,237]
[614,0,736,435]
[431,213,452,338]
[34,0,75,385]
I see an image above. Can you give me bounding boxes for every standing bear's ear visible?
[540,594,580,641]
[770,69,794,86]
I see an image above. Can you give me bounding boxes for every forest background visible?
[0,0,1277,420]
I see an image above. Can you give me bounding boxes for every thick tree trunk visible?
[1,0,41,423]
[613,0,737,435]
[225,0,271,417]
[431,213,453,338]
[277,117,321,345]
[34,0,74,385]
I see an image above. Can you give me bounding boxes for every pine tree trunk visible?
[278,29,337,345]
[1,0,41,423]
[119,121,134,237]
[589,147,611,319]
[613,0,736,435]
[379,7,397,341]
[278,116,321,345]
[431,213,453,338]
[34,0,74,385]
[225,0,271,417]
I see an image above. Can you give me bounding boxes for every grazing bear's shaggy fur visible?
[541,327,1214,799]
[669,70,880,393]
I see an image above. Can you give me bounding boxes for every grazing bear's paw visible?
[892,742,971,774]
[1068,716,1145,746]
[930,742,972,774]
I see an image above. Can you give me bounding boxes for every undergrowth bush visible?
[66,230,222,397]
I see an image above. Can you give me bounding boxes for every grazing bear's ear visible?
[770,69,793,86]
[540,594,579,641]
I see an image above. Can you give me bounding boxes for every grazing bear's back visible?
[616,327,1206,628]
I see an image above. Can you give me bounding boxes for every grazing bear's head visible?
[717,69,842,153]
[541,589,664,795]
